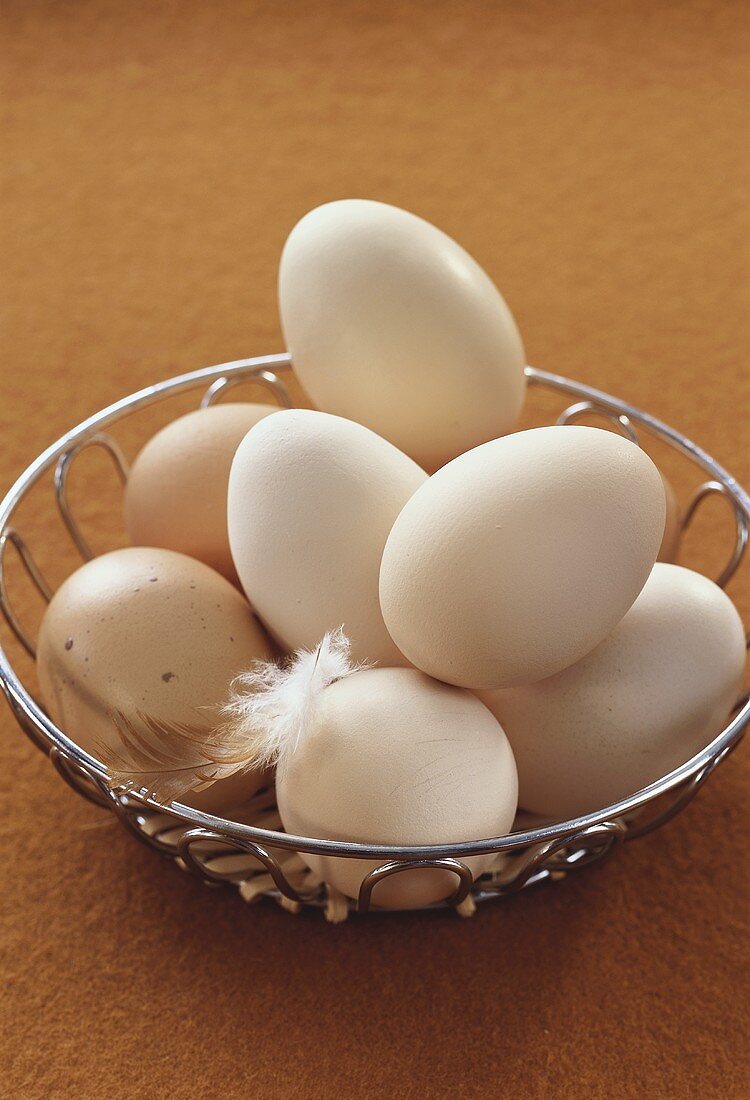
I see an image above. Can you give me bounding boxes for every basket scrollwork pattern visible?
[1,355,748,918]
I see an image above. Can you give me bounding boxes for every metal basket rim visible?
[0,355,748,862]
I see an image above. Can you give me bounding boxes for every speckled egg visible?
[36,547,272,813]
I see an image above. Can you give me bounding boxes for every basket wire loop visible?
[104,788,184,858]
[556,401,749,590]
[623,743,737,841]
[1,356,749,916]
[0,527,53,658]
[127,809,195,857]
[177,828,311,903]
[49,745,113,810]
[2,680,51,753]
[50,748,179,854]
[357,857,474,913]
[200,370,294,410]
[496,822,626,896]
[735,665,750,714]
[680,480,749,589]
[54,433,130,562]
[49,746,179,857]
[556,401,640,445]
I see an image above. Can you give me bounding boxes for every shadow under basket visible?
[1,355,748,921]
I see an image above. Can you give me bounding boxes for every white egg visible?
[379,425,666,689]
[278,199,526,472]
[227,409,427,665]
[479,563,747,819]
[277,666,518,909]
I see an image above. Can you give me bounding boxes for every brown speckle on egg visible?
[36,546,273,816]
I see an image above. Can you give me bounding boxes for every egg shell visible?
[278,199,526,472]
[277,667,518,909]
[36,547,272,814]
[658,475,681,563]
[478,563,747,820]
[125,403,279,583]
[228,408,427,665]
[379,425,667,690]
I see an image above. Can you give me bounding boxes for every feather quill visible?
[96,709,257,802]
[98,628,364,802]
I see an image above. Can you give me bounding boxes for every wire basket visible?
[1,355,748,920]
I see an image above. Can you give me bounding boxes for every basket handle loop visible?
[496,821,625,897]
[49,745,112,809]
[680,480,749,589]
[556,400,640,445]
[625,739,742,840]
[0,527,53,658]
[177,828,309,904]
[200,370,294,410]
[54,433,129,562]
[357,857,473,913]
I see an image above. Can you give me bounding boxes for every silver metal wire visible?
[177,829,310,902]
[357,858,473,912]
[0,355,748,915]
[54,433,130,562]
[491,822,626,897]
[0,528,53,657]
[556,400,640,445]
[199,370,294,410]
[622,745,734,841]
[49,745,112,809]
[680,480,750,589]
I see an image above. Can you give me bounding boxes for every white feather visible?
[221,627,367,771]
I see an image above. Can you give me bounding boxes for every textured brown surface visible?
[1,3,749,1098]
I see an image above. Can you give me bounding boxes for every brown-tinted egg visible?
[37,547,271,813]
[125,403,279,583]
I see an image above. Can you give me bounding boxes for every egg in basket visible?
[1,200,747,919]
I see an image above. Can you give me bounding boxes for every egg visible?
[478,563,746,820]
[36,547,272,812]
[380,425,667,690]
[658,475,681,562]
[228,408,427,665]
[278,199,526,472]
[275,666,518,909]
[125,403,279,583]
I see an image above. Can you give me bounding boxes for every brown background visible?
[1,3,749,1097]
